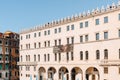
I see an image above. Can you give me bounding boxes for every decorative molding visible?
[20,1,120,34]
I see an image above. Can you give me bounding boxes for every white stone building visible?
[18,2,120,80]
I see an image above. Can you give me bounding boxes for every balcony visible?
[17,62,37,66]
[53,44,73,53]
[100,59,120,66]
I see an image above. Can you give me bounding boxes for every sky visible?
[0,0,119,33]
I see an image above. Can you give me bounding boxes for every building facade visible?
[18,2,120,80]
[0,31,19,80]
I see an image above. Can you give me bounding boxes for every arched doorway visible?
[48,67,56,80]
[86,67,99,80]
[38,67,46,80]
[71,67,83,80]
[59,67,69,80]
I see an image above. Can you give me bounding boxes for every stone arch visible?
[71,67,83,80]
[85,67,99,80]
[59,66,69,80]
[48,67,56,80]
[38,67,46,80]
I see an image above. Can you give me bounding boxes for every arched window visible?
[26,55,27,61]
[48,54,50,61]
[66,52,69,61]
[85,51,89,60]
[96,50,100,59]
[44,54,46,62]
[28,55,30,61]
[21,56,22,62]
[38,42,41,48]
[71,52,74,60]
[54,53,57,61]
[119,49,120,59]
[104,49,108,59]
[80,51,83,60]
[34,55,36,61]
[38,55,40,61]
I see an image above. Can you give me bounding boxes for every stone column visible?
[89,74,92,80]
[82,71,86,80]
[69,72,71,80]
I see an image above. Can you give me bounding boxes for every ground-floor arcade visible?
[38,65,100,80]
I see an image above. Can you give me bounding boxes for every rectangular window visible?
[104,16,108,23]
[44,41,46,47]
[54,29,57,34]
[29,34,30,39]
[48,54,50,61]
[80,22,83,28]
[48,30,50,35]
[71,37,74,44]
[96,33,99,40]
[67,38,69,44]
[85,21,88,27]
[59,53,61,61]
[20,36,23,40]
[34,55,36,61]
[71,52,74,60]
[85,51,88,60]
[34,66,36,71]
[104,67,108,74]
[44,54,46,62]
[34,33,36,37]
[39,42,41,48]
[67,26,70,31]
[104,32,108,39]
[44,31,47,36]
[66,52,69,61]
[95,19,99,25]
[118,14,120,20]
[80,51,83,60]
[48,41,50,47]
[85,35,88,42]
[59,39,61,45]
[80,36,83,42]
[118,67,120,74]
[55,53,57,61]
[58,28,61,33]
[34,43,36,48]
[38,32,41,37]
[71,24,74,30]
[26,35,28,39]
[119,49,120,59]
[118,29,120,38]
[55,40,57,46]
